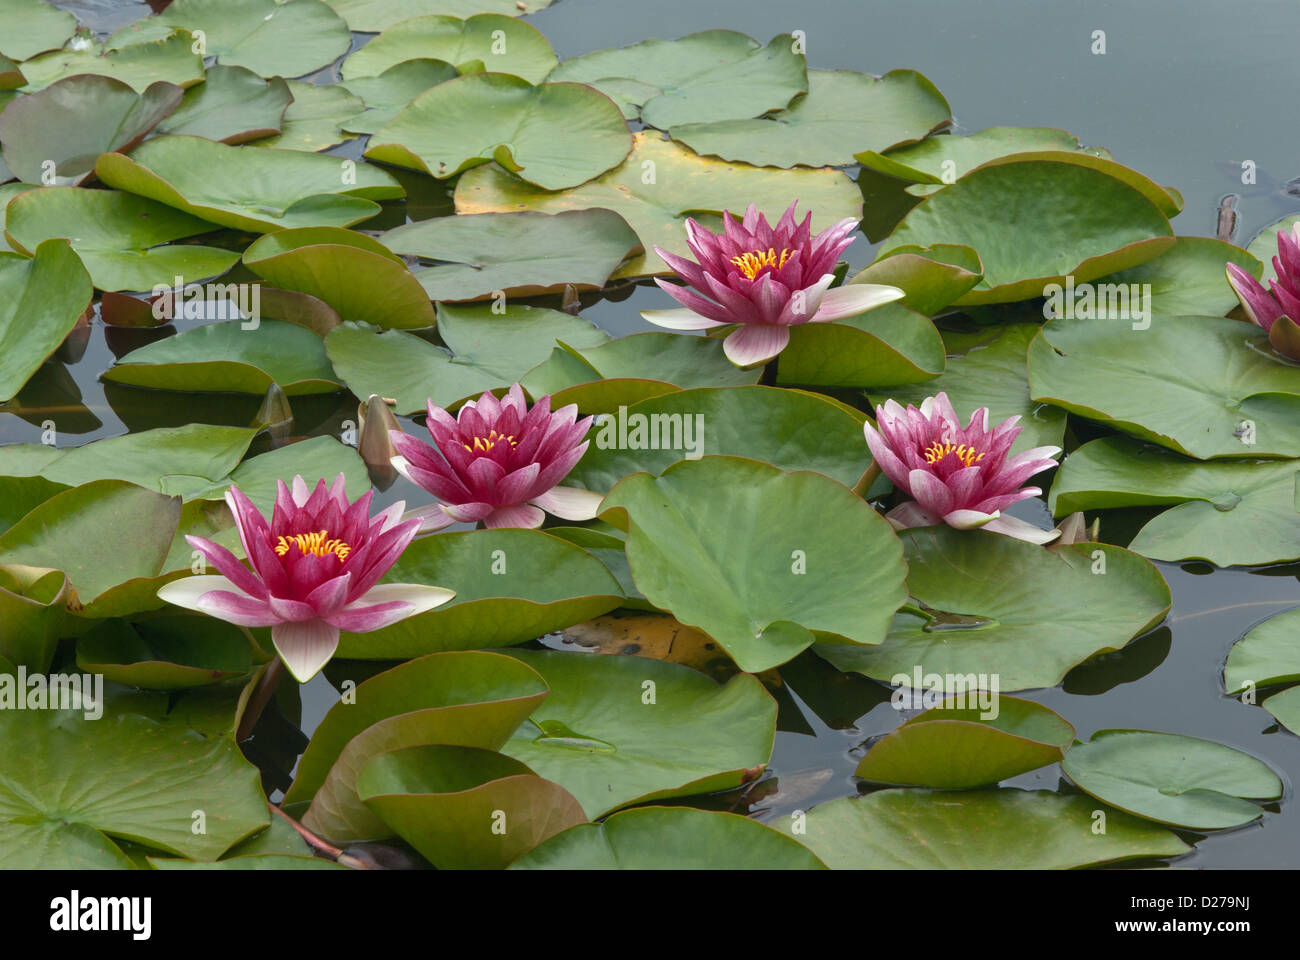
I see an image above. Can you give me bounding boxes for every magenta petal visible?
[907,468,956,517]
[184,534,267,600]
[483,503,545,528]
[196,589,281,628]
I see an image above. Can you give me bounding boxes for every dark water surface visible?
[8,0,1300,868]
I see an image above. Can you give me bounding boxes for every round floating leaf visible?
[212,436,369,516]
[870,323,1066,457]
[513,806,826,869]
[0,689,268,866]
[1092,237,1262,317]
[156,64,292,144]
[849,243,983,316]
[105,319,342,395]
[1028,314,1300,459]
[382,209,640,301]
[570,385,871,493]
[455,130,863,278]
[358,744,586,869]
[775,302,946,389]
[856,126,1109,185]
[244,228,434,329]
[599,456,908,672]
[1225,607,1300,695]
[367,73,630,190]
[879,155,1175,305]
[1050,436,1300,566]
[1062,729,1282,830]
[855,696,1074,788]
[5,187,238,292]
[96,135,402,233]
[339,59,459,134]
[341,13,557,83]
[785,789,1189,868]
[548,30,806,129]
[670,69,950,169]
[0,238,93,402]
[76,615,254,689]
[0,75,182,186]
[110,0,351,79]
[253,80,362,151]
[817,528,1171,692]
[1260,687,1300,737]
[19,31,205,93]
[325,302,609,414]
[327,0,555,31]
[501,648,776,818]
[337,529,623,658]
[0,0,77,61]
[0,564,70,671]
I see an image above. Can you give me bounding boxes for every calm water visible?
[8,0,1300,868]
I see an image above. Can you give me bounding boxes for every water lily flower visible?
[640,201,905,367]
[157,475,452,682]
[389,383,602,531]
[1227,223,1300,360]
[864,393,1062,544]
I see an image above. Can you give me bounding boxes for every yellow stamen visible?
[923,441,986,469]
[729,247,793,280]
[274,529,351,561]
[463,429,518,454]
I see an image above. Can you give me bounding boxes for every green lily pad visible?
[817,528,1172,692]
[501,648,776,818]
[1050,436,1300,566]
[4,187,239,292]
[775,303,945,389]
[0,75,182,186]
[339,59,459,134]
[0,564,70,671]
[156,65,292,144]
[340,13,557,83]
[1225,607,1300,696]
[1095,237,1263,317]
[0,54,21,90]
[1247,213,1300,285]
[548,30,806,129]
[855,696,1074,788]
[455,130,863,278]
[856,126,1109,186]
[1061,729,1281,830]
[18,31,205,93]
[358,744,586,868]
[367,72,630,190]
[784,788,1189,868]
[252,80,362,151]
[0,0,77,61]
[337,529,623,658]
[1028,314,1300,459]
[243,227,434,329]
[0,686,268,866]
[670,69,950,169]
[879,155,1175,305]
[599,456,908,672]
[211,436,369,516]
[324,302,609,414]
[0,238,93,402]
[76,615,254,689]
[513,806,827,869]
[382,209,640,301]
[569,385,871,493]
[109,0,351,79]
[870,323,1066,457]
[327,0,554,31]
[1259,687,1300,737]
[96,135,402,233]
[850,243,983,316]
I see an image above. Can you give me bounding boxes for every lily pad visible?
[214,436,369,516]
[547,30,807,129]
[775,302,946,389]
[513,806,826,869]
[816,528,1171,692]
[340,13,557,83]
[1096,237,1263,317]
[253,80,362,151]
[1027,314,1300,459]
[381,209,640,301]
[336,529,623,658]
[0,564,70,671]
[76,615,254,689]
[1225,607,1300,696]
[96,135,402,233]
[0,0,77,61]
[855,696,1074,788]
[784,789,1189,868]
[18,31,205,93]
[0,238,93,402]
[670,69,950,169]
[155,65,292,144]
[501,648,776,818]
[104,319,343,395]
[327,0,555,31]
[1061,729,1282,830]
[4,187,239,292]
[455,130,863,277]
[849,243,983,316]
[339,59,459,134]
[1049,436,1300,566]
[857,126,1106,183]
[599,456,908,672]
[0,75,182,186]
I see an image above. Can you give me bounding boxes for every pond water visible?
[6,0,1300,868]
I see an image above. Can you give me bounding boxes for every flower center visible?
[275,529,351,561]
[729,247,793,281]
[923,441,986,469]
[464,429,517,454]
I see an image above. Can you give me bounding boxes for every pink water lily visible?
[864,393,1062,545]
[157,475,453,682]
[640,200,904,367]
[1227,222,1300,360]
[389,382,602,531]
